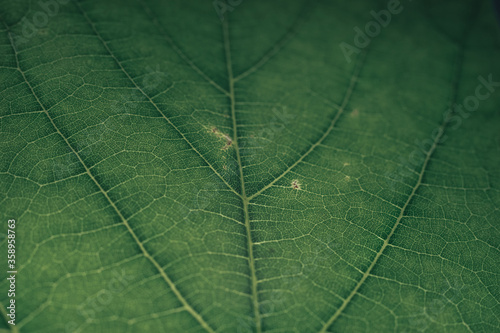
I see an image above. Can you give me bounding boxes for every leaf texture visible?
[1,0,500,332]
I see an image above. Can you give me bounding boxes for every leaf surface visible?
[1,0,500,332]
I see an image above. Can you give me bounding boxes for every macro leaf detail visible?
[1,0,500,332]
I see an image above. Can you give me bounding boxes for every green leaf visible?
[1,0,500,332]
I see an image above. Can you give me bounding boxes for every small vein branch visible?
[318,108,449,333]
[137,0,230,96]
[317,18,473,332]
[248,50,368,201]
[233,0,313,83]
[74,1,240,199]
[3,11,216,333]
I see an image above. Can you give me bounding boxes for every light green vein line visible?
[317,25,470,333]
[318,117,449,333]
[248,50,368,201]
[222,20,262,333]
[137,0,230,97]
[0,301,19,333]
[75,1,241,200]
[1,16,216,333]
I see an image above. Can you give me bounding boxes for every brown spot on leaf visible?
[210,126,233,150]
[221,134,232,150]
[291,180,301,190]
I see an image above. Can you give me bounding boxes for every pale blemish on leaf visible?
[350,109,359,117]
[291,180,301,190]
[210,127,233,150]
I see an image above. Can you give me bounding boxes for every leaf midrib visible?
[226,16,369,333]
[222,18,263,333]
